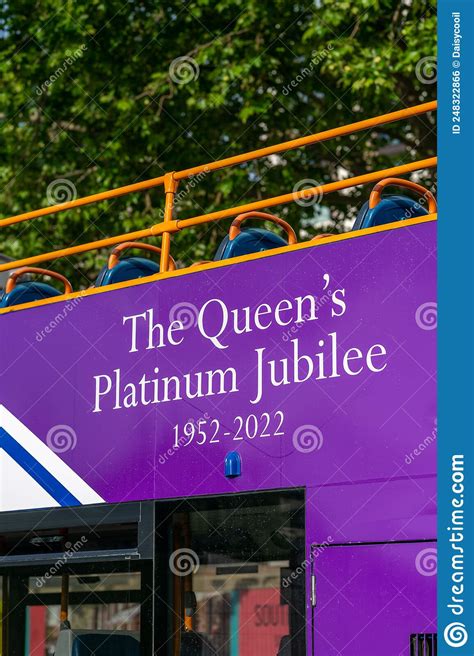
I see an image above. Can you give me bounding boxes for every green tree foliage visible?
[0,0,436,287]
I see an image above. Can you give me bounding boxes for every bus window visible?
[1,576,3,656]
[27,571,141,655]
[2,566,149,656]
[0,506,155,656]
[158,491,305,656]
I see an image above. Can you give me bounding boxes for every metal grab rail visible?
[176,158,437,230]
[0,100,437,274]
[0,157,437,274]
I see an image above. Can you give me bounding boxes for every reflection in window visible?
[25,573,141,656]
[160,491,305,656]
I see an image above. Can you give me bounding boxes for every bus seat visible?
[54,629,140,656]
[95,241,176,287]
[353,177,437,231]
[214,211,297,261]
[353,196,428,230]
[0,267,72,308]
[180,630,217,655]
[277,635,291,656]
[71,633,140,656]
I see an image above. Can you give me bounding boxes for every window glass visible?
[0,576,3,656]
[160,491,305,656]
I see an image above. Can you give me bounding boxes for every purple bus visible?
[0,102,437,656]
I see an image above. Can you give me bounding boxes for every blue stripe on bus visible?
[0,427,81,507]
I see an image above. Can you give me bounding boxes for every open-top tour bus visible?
[0,101,436,656]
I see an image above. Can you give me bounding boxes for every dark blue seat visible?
[180,631,217,655]
[214,211,297,261]
[95,256,160,287]
[94,241,175,287]
[277,635,292,656]
[214,227,287,260]
[0,267,71,308]
[214,211,296,261]
[0,281,61,308]
[71,633,140,656]
[352,195,428,231]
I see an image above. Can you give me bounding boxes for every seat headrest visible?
[0,281,62,308]
[95,256,160,287]
[277,635,292,656]
[71,633,140,656]
[180,631,217,655]
[214,227,287,261]
[54,628,140,656]
[352,195,428,231]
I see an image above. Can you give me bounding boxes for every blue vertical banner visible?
[438,0,474,653]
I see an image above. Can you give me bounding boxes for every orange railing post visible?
[161,172,178,273]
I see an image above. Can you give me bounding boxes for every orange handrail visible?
[0,100,436,230]
[174,101,437,180]
[0,100,437,275]
[0,157,437,274]
[176,158,437,230]
[0,226,160,273]
[0,174,166,229]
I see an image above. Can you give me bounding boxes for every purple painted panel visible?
[306,476,436,545]
[312,541,437,654]
[0,221,436,517]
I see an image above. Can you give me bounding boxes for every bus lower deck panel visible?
[0,219,436,656]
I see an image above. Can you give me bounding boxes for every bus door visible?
[310,541,437,655]
[158,490,306,656]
